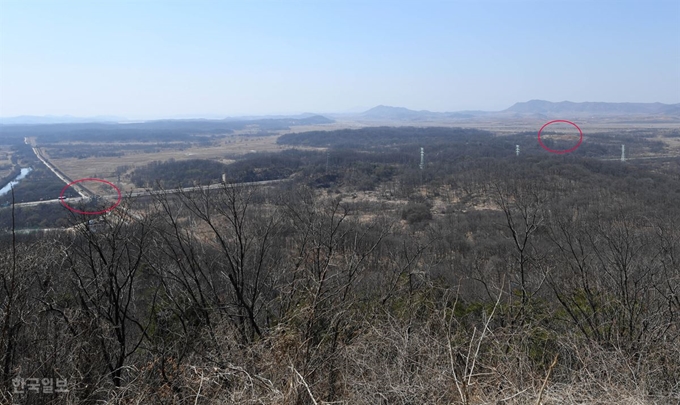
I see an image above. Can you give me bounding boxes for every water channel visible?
[0,168,33,196]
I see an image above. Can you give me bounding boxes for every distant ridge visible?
[4,101,679,125]
[504,100,680,116]
[361,105,435,120]
[0,114,334,126]
[0,115,125,125]
[356,100,680,122]
[360,105,488,121]
[267,114,334,125]
[223,112,324,121]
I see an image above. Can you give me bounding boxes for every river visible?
[0,168,33,196]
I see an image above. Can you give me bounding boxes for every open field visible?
[43,134,319,193]
[308,117,680,134]
[11,119,680,199]
[283,118,680,153]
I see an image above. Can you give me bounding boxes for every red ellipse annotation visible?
[537,120,583,154]
[59,178,122,215]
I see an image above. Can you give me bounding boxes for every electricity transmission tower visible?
[621,144,625,162]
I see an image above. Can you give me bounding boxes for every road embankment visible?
[31,146,91,198]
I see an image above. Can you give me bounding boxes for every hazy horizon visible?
[1,0,678,119]
[3,99,680,123]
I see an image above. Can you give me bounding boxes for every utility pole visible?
[516,145,520,156]
[621,144,625,162]
[326,150,330,172]
[420,147,424,170]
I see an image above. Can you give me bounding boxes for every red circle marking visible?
[537,120,583,154]
[59,178,122,215]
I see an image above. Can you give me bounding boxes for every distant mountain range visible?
[0,115,125,125]
[356,100,680,122]
[505,100,680,116]
[2,101,679,125]
[0,114,334,126]
[357,105,487,121]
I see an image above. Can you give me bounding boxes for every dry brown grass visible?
[42,134,308,193]
[90,299,676,405]
[35,119,680,195]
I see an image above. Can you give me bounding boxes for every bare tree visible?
[63,205,156,388]
[149,183,284,345]
[275,189,390,402]
[492,180,548,316]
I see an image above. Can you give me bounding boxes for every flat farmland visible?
[29,119,680,197]
[42,133,316,194]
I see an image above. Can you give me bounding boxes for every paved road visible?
[25,137,90,198]
[11,179,286,209]
[15,136,286,209]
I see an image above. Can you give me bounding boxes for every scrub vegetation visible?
[0,125,678,404]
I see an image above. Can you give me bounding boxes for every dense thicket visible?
[129,150,324,189]
[278,126,668,158]
[129,159,231,188]
[1,148,678,403]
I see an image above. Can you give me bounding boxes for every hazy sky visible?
[1,0,678,119]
